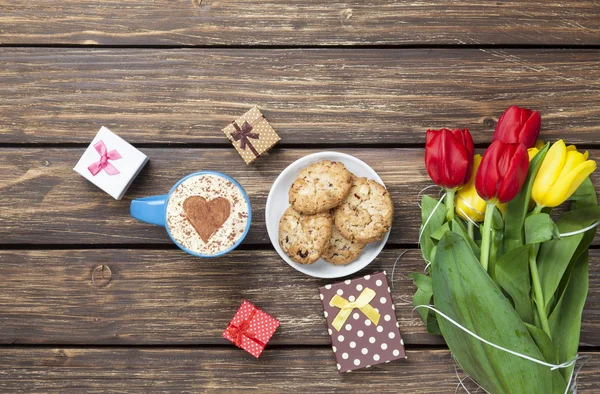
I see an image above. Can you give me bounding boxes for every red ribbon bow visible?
[226,308,265,348]
[87,140,122,176]
[230,121,260,158]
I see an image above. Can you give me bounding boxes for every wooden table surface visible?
[1,2,599,392]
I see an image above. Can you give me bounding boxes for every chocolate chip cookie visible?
[289,160,352,215]
[322,226,366,265]
[333,177,393,243]
[279,205,333,264]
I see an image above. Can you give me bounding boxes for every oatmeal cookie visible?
[289,160,352,214]
[333,177,393,243]
[279,205,333,264]
[322,226,366,265]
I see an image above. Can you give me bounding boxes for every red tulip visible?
[475,140,529,203]
[425,128,474,190]
[492,105,541,149]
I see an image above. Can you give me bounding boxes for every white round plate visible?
[266,151,391,278]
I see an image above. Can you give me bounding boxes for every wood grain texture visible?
[0,248,438,345]
[3,0,600,388]
[1,48,599,145]
[1,148,599,245]
[0,248,598,346]
[0,347,597,393]
[1,1,599,46]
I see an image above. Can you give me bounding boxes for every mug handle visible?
[130,195,168,226]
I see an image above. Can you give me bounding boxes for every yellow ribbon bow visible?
[330,287,380,331]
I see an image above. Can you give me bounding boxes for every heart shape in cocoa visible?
[183,196,231,243]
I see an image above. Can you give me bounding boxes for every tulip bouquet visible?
[412,106,598,393]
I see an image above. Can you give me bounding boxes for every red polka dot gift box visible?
[223,300,280,358]
[222,106,281,165]
[319,272,407,373]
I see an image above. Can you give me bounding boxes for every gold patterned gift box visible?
[222,107,281,164]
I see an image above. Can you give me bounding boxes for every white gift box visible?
[73,127,148,200]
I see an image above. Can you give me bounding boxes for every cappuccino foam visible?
[166,174,249,255]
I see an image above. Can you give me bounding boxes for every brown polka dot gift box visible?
[319,272,406,372]
[223,106,281,165]
[223,300,280,358]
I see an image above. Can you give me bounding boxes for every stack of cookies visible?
[279,160,393,266]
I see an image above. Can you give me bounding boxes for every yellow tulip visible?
[525,147,541,209]
[528,140,550,161]
[534,140,545,150]
[528,147,539,162]
[496,202,507,215]
[532,139,597,208]
[456,154,487,222]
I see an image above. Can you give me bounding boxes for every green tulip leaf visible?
[538,205,600,308]
[572,177,597,209]
[432,232,551,394]
[524,323,557,365]
[525,323,567,394]
[430,221,451,241]
[451,218,480,257]
[494,227,504,243]
[492,204,504,231]
[409,272,441,335]
[429,245,437,265]
[568,179,598,264]
[549,250,589,382]
[571,178,599,260]
[568,193,592,201]
[524,213,560,244]
[551,370,569,394]
[546,260,576,319]
[420,195,447,264]
[489,226,505,281]
[554,206,600,230]
[409,272,432,323]
[547,179,598,314]
[495,245,534,324]
[503,143,550,252]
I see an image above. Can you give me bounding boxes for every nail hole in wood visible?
[92,265,112,288]
[484,118,497,128]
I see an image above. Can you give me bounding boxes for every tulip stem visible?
[529,243,551,338]
[479,202,495,272]
[489,227,498,280]
[467,221,475,240]
[445,189,455,221]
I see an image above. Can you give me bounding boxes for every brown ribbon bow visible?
[230,121,260,158]
[226,308,265,348]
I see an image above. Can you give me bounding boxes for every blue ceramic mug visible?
[130,171,252,257]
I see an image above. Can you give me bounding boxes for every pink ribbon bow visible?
[87,140,122,176]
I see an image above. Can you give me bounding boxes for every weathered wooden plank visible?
[0,249,438,345]
[0,48,599,144]
[0,248,598,346]
[1,1,599,46]
[0,347,597,393]
[1,148,599,245]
